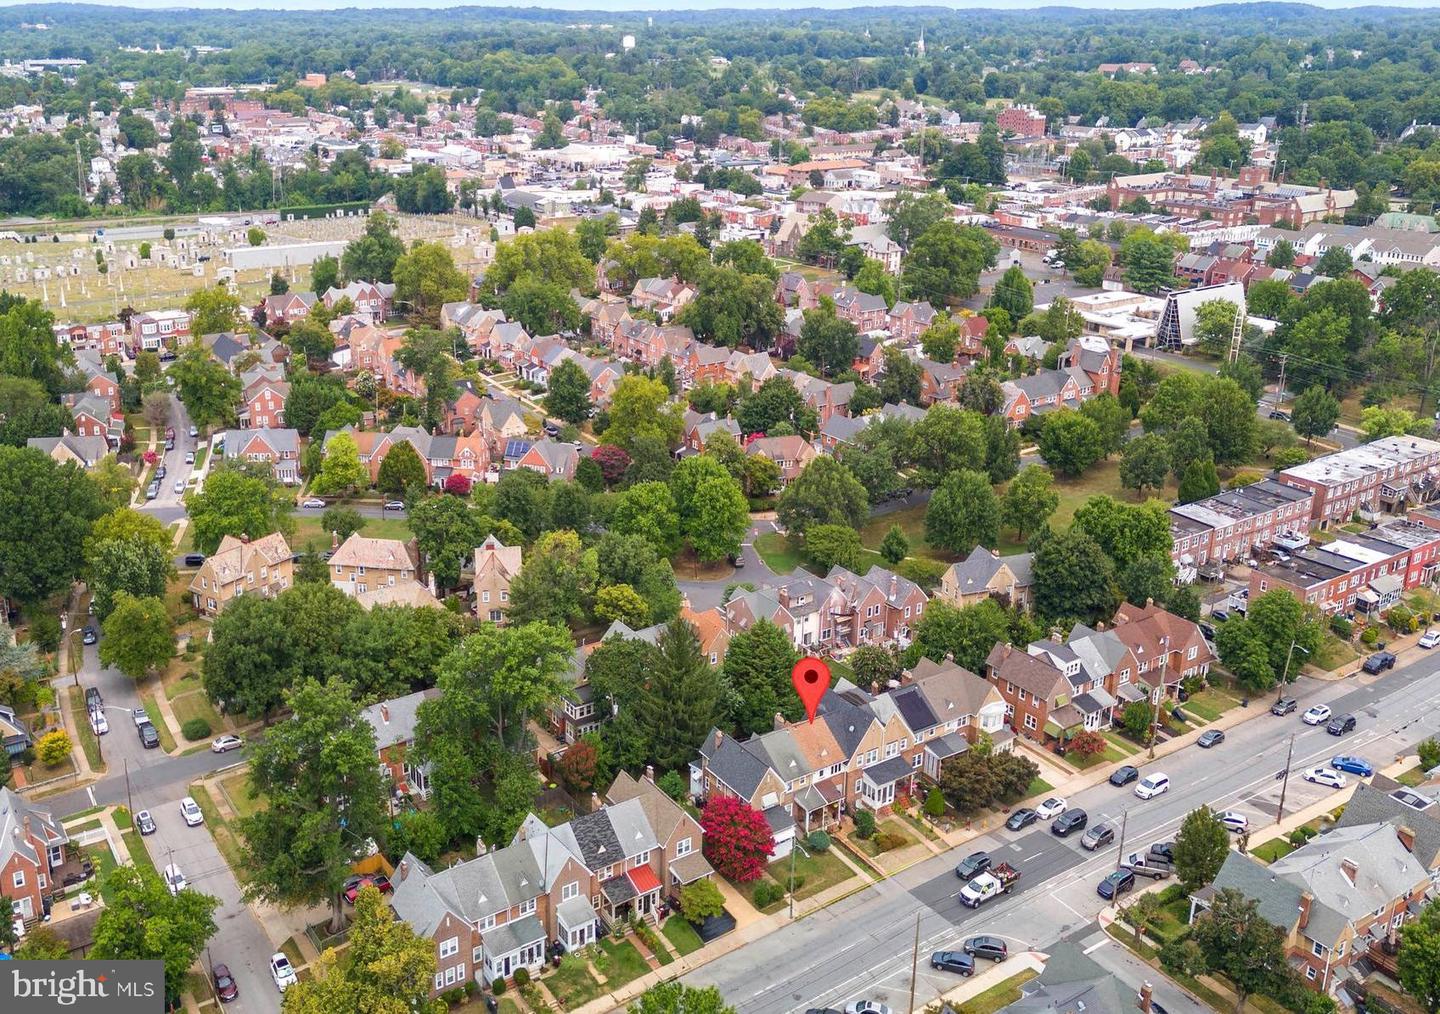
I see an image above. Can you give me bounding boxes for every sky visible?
[7,0,1440,11]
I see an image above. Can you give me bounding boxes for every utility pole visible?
[907,911,921,1014]
[1276,733,1296,823]
[124,757,133,818]
[1114,809,1129,872]
[1275,353,1289,408]
[1148,684,1162,760]
[787,838,798,920]
[1275,640,1309,704]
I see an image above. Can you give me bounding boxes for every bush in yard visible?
[1288,829,1308,847]
[491,978,506,995]
[784,873,806,893]
[388,809,448,865]
[28,614,61,653]
[700,795,775,882]
[806,830,831,853]
[513,968,530,987]
[1330,615,1353,639]
[1159,937,1205,978]
[1068,729,1108,758]
[1120,700,1153,743]
[443,473,472,497]
[465,981,479,997]
[752,881,779,908]
[657,770,687,802]
[852,810,877,839]
[924,786,945,819]
[1361,626,1379,646]
[181,717,211,741]
[442,987,464,1006]
[35,729,71,767]
[678,877,725,923]
[1420,738,1440,772]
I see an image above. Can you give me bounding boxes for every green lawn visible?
[1252,837,1297,863]
[219,771,268,820]
[1310,631,1359,673]
[68,686,105,773]
[1065,740,1129,768]
[289,513,412,554]
[594,937,650,988]
[1102,731,1139,756]
[543,955,604,1009]
[754,532,807,575]
[954,969,1040,1014]
[498,998,524,1014]
[188,784,247,876]
[661,917,704,957]
[141,695,176,751]
[172,692,225,737]
[121,829,157,876]
[767,845,856,901]
[165,673,204,700]
[1025,776,1053,797]
[1398,764,1427,787]
[1182,687,1242,724]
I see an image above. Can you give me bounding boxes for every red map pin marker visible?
[791,657,830,724]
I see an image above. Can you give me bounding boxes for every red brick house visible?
[745,435,816,486]
[239,379,290,429]
[361,689,439,800]
[0,787,70,924]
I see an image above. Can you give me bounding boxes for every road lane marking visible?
[1083,938,1109,955]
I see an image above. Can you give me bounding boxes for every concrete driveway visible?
[140,793,282,1014]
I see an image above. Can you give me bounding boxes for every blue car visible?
[1331,755,1373,777]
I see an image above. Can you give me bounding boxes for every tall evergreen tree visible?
[637,618,722,773]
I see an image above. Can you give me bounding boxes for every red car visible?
[212,963,238,1003]
[343,874,393,903]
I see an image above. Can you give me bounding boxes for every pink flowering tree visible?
[700,795,775,882]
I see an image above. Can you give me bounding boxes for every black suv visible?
[1363,652,1397,674]
[1051,809,1088,837]
[1327,713,1357,736]
[1097,869,1136,900]
[1271,697,1298,716]
[138,722,160,749]
[930,951,975,976]
[84,686,102,711]
[954,851,991,880]
[963,936,1008,962]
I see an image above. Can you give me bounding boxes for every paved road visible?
[75,636,156,777]
[141,794,281,1014]
[685,652,1440,1013]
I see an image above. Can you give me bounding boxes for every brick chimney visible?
[590,791,601,812]
[1137,982,1154,1014]
[398,859,409,882]
[1298,891,1314,929]
[331,529,340,550]
[1399,825,1417,853]
[713,729,723,750]
[1340,858,1359,886]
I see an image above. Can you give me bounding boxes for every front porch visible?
[598,865,663,928]
[481,914,547,983]
[857,756,918,812]
[792,780,845,834]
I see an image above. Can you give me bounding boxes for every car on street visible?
[183,553,206,567]
[145,481,159,500]
[188,426,199,439]
[85,686,102,710]
[1197,729,1225,748]
[383,500,405,511]
[1271,697,1298,716]
[930,951,975,976]
[270,953,298,992]
[82,626,97,645]
[1327,713,1357,736]
[1331,755,1374,777]
[1303,704,1332,725]
[844,1002,890,1014]
[135,810,156,836]
[1035,797,1067,819]
[1081,824,1115,851]
[163,863,187,895]
[1364,651,1397,674]
[184,451,195,464]
[1097,869,1136,900]
[138,722,160,749]
[1268,410,1291,421]
[962,936,1008,962]
[1149,841,1175,863]
[1109,765,1139,787]
[90,710,108,735]
[173,480,185,495]
[1135,773,1170,800]
[1422,630,1440,650]
[1005,808,1038,831]
[212,963,238,1003]
[1220,811,1249,833]
[210,734,243,753]
[180,797,204,826]
[155,464,166,480]
[805,1009,842,1014]
[954,851,991,880]
[133,707,148,726]
[301,498,326,509]
[1303,768,1347,789]
[1051,809,1088,837]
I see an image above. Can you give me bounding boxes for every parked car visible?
[1327,713,1357,736]
[844,1002,890,1014]
[173,480,185,495]
[90,710,108,735]
[342,874,394,903]
[183,553,206,567]
[1302,704,1332,725]
[210,735,244,753]
[1268,410,1291,421]
[1422,630,1440,650]
[301,498,326,509]
[145,481,160,500]
[1271,697,1298,717]
[212,963,238,1003]
[188,426,199,439]
[163,863,187,895]
[1149,841,1176,863]
[1363,652,1397,674]
[962,936,1008,962]
[1109,765,1139,787]
[930,951,975,976]
[132,707,148,726]
[1051,809,1088,837]
[1198,729,1225,748]
[1135,774,1171,800]
[1035,797,1068,819]
[180,797,204,827]
[82,626,97,645]
[1331,755,1374,777]
[953,851,991,880]
[138,722,160,749]
[184,451,195,465]
[1005,808,1038,831]
[1097,869,1136,900]
[85,686,102,710]
[155,464,166,480]
[270,953,298,993]
[135,810,156,836]
[1303,768,1347,789]
[383,500,405,511]
[1220,811,1249,833]
[1081,823,1115,851]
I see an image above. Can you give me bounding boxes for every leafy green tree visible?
[87,535,173,620]
[1032,528,1119,624]
[925,469,999,555]
[596,533,681,624]
[901,222,1000,306]
[797,298,860,377]
[805,523,864,571]
[723,618,802,736]
[317,505,363,546]
[680,267,785,351]
[1192,888,1292,1014]
[0,447,103,603]
[604,374,684,452]
[911,404,987,486]
[1202,377,1260,465]
[913,598,1035,673]
[920,317,961,363]
[342,211,405,283]
[203,595,296,721]
[1002,464,1059,540]
[1399,899,1440,1014]
[509,529,598,626]
[877,347,923,406]
[1315,245,1353,279]
[1038,409,1106,477]
[1119,433,1171,497]
[884,191,952,250]
[689,475,749,563]
[169,347,240,428]
[1080,392,1130,457]
[1071,495,1171,570]
[678,879,727,924]
[311,255,340,295]
[777,457,868,534]
[612,481,682,557]
[1290,383,1342,443]
[0,297,71,395]
[630,982,735,1014]
[1174,805,1231,891]
[990,264,1034,319]
[91,865,219,1007]
[634,617,723,773]
[183,285,241,337]
[544,359,593,424]
[407,494,485,592]
[853,259,896,308]
[1121,229,1179,293]
[393,241,469,321]
[98,593,173,679]
[1178,457,1221,504]
[880,524,910,565]
[595,583,650,627]
[1266,239,1296,269]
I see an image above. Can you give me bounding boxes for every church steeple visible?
[916,29,925,57]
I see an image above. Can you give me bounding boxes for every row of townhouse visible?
[630,276,696,320]
[773,273,942,346]
[1277,435,1440,527]
[53,320,128,358]
[984,601,1213,746]
[721,565,929,655]
[1246,518,1440,616]
[129,309,192,351]
[390,772,712,994]
[27,431,111,469]
[64,392,125,446]
[1169,478,1315,567]
[321,425,493,488]
[341,325,426,397]
[71,352,122,412]
[817,400,926,452]
[694,659,1011,851]
[321,280,394,323]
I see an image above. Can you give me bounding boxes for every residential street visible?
[685,651,1440,1013]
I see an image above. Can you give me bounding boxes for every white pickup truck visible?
[958,863,1019,908]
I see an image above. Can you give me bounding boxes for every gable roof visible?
[360,688,439,750]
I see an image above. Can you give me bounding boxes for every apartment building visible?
[1278,436,1440,526]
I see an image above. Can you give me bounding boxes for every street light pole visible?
[1113,809,1129,872]
[1276,733,1297,823]
[1274,640,1311,704]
